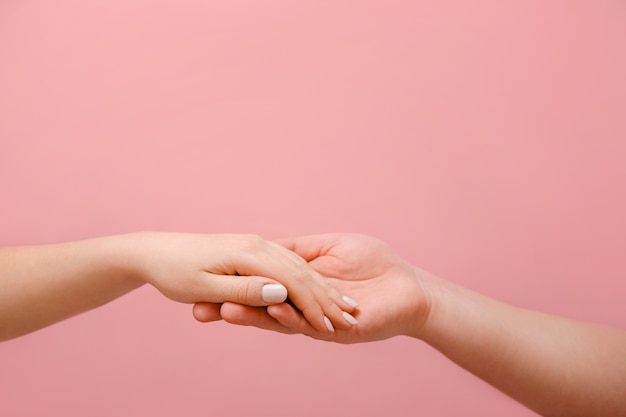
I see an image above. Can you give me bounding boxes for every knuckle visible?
[291,269,311,285]
[233,281,255,304]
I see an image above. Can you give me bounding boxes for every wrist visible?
[411,271,486,352]
[94,233,150,289]
[405,266,453,342]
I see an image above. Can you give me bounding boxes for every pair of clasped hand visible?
[2,232,625,417]
[192,233,427,343]
[0,233,425,345]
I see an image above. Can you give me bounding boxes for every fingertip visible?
[329,293,359,315]
[262,283,288,304]
[192,303,222,323]
[342,295,359,308]
[342,311,358,325]
[266,302,295,319]
[268,303,317,334]
[220,302,271,326]
[323,316,335,332]
[220,302,248,324]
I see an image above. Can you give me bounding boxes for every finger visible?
[267,241,358,312]
[268,259,355,332]
[266,303,339,342]
[233,242,353,333]
[271,238,359,314]
[267,304,360,343]
[192,302,222,322]
[270,238,360,328]
[201,273,288,306]
[267,303,317,334]
[274,236,349,279]
[220,302,297,335]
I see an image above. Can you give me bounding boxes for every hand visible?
[196,233,434,343]
[128,232,357,333]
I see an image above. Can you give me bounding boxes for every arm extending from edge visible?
[0,232,358,342]
[199,233,626,417]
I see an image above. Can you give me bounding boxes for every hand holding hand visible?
[128,232,357,333]
[196,234,434,342]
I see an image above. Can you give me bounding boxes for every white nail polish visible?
[343,312,358,325]
[323,316,335,332]
[262,284,288,303]
[342,295,359,308]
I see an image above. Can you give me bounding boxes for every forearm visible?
[0,235,144,341]
[415,272,626,417]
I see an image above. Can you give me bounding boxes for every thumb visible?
[206,273,288,306]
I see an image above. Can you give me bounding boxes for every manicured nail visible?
[343,312,358,325]
[323,316,335,332]
[262,284,288,303]
[342,295,359,308]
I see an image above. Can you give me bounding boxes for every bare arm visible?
[0,236,142,340]
[0,232,357,342]
[419,274,626,417]
[201,233,626,417]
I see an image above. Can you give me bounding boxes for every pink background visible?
[1,1,625,416]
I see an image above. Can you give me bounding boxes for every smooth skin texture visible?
[195,234,626,417]
[0,232,357,342]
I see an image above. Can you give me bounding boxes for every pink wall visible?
[1,1,625,416]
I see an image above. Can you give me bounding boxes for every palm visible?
[274,234,430,343]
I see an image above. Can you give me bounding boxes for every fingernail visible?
[342,295,359,308]
[262,284,288,303]
[343,312,358,325]
[323,316,335,332]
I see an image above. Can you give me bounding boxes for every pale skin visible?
[0,232,357,342]
[194,233,626,417]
